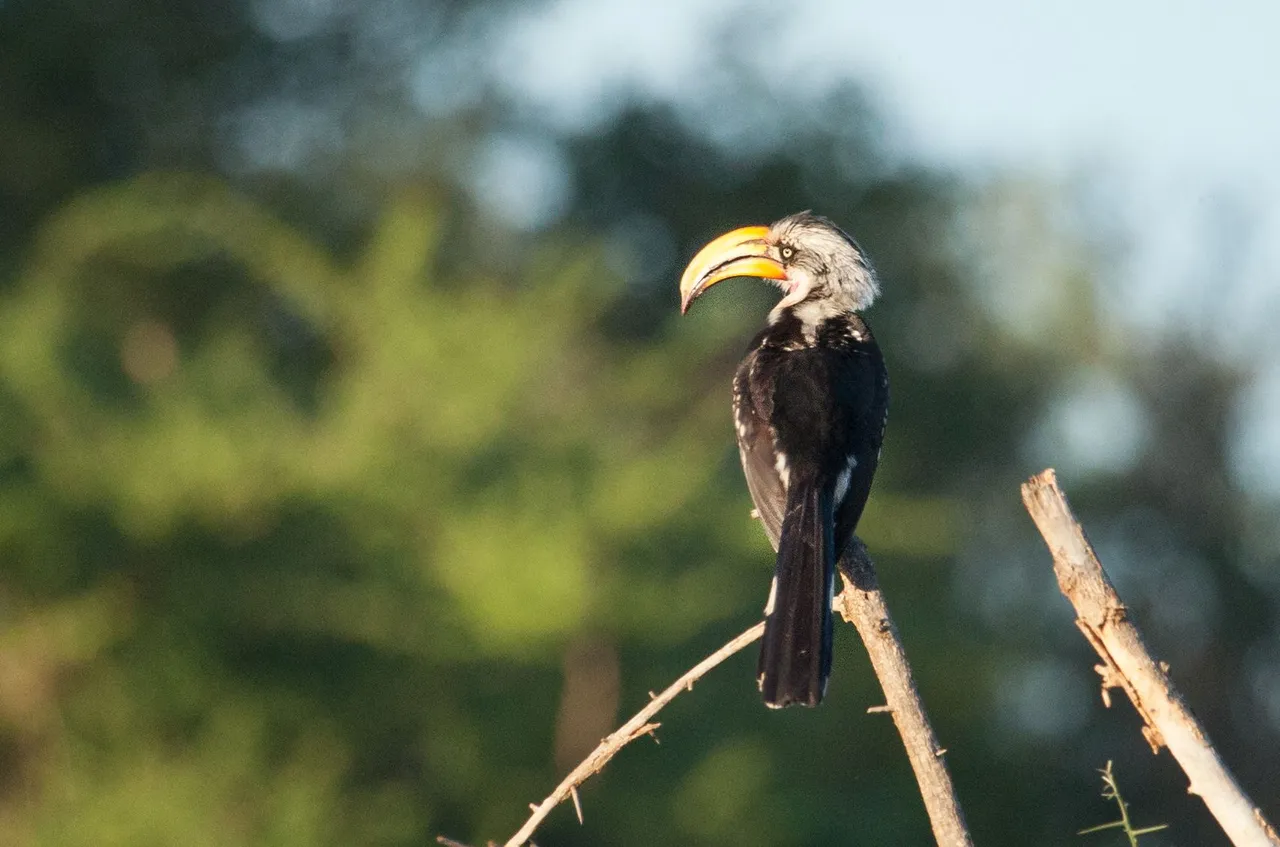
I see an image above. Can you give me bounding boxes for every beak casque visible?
[679,225,788,314]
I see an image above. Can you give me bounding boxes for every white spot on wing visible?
[732,384,751,440]
[833,455,858,505]
[774,452,790,489]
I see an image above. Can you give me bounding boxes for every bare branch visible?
[1021,468,1280,847]
[444,540,973,847]
[496,621,766,847]
[836,539,974,847]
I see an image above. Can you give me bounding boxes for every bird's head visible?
[679,212,878,321]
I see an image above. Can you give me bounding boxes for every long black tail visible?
[757,478,835,708]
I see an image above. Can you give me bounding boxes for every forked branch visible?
[439,543,971,847]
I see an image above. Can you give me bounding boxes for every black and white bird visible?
[679,212,889,708]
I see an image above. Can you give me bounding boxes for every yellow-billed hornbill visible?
[680,212,888,708]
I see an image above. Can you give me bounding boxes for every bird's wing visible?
[734,352,785,551]
[829,342,889,545]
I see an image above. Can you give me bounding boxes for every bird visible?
[679,212,889,708]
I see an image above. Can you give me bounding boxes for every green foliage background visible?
[1,2,1276,845]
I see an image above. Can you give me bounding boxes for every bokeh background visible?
[3,1,1279,844]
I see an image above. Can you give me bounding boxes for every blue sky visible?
[495,0,1279,181]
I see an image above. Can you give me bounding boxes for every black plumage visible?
[680,212,889,708]
[734,311,888,707]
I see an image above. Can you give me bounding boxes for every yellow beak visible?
[679,225,787,314]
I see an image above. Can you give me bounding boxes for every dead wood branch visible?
[1021,468,1280,847]
[441,540,972,847]
[493,621,764,847]
[837,539,974,847]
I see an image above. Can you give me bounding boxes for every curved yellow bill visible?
[679,225,787,314]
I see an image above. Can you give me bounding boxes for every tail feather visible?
[757,479,835,708]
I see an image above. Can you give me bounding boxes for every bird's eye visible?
[780,245,795,261]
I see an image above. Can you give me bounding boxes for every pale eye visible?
[780,246,795,261]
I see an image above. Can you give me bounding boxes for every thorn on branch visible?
[1095,662,1124,708]
[625,721,661,743]
[570,786,584,824]
[1140,725,1164,755]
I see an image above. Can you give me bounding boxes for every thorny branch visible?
[447,621,766,847]
[439,541,973,847]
